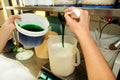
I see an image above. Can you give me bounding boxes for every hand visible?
[2,15,21,31]
[64,7,90,36]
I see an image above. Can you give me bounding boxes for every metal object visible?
[12,31,20,46]
[41,61,88,80]
[2,0,120,17]
[38,67,63,80]
[109,39,120,50]
[3,6,120,17]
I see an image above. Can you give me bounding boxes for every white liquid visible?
[48,43,76,77]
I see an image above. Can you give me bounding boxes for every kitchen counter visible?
[3,49,88,80]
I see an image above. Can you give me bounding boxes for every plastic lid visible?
[16,50,34,60]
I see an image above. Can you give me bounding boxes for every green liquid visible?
[20,24,44,32]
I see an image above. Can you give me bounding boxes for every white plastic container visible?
[54,0,76,5]
[37,0,53,5]
[47,35,80,77]
[22,0,38,6]
[15,13,49,47]
[82,0,115,5]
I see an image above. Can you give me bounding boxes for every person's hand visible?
[64,7,90,36]
[2,15,21,31]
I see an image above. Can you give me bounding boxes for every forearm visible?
[0,25,13,53]
[76,31,115,80]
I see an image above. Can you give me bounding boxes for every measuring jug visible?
[47,35,80,77]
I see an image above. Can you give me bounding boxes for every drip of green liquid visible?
[62,24,65,48]
[19,24,44,32]
[58,13,66,48]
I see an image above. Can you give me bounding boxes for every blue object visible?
[38,73,53,80]
[39,73,47,79]
[15,13,49,48]
[39,68,62,80]
[18,32,44,47]
[47,77,53,80]
[82,5,114,8]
